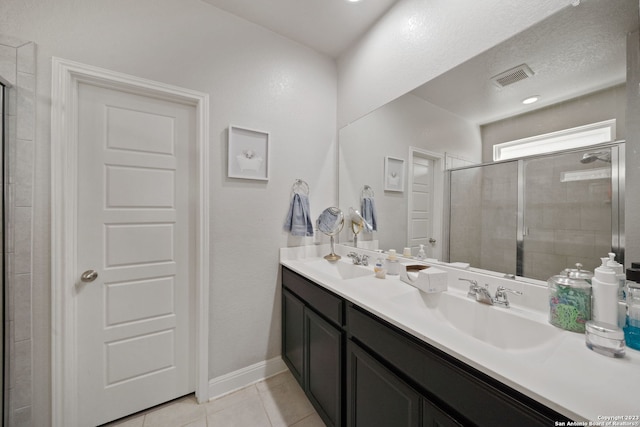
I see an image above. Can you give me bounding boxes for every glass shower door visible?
[449,161,519,275]
[521,147,617,280]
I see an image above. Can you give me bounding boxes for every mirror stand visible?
[325,235,341,261]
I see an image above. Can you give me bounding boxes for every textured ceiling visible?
[200,0,400,57]
[411,0,638,125]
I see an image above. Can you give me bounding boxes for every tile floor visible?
[104,370,325,427]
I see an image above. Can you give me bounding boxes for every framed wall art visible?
[228,125,270,181]
[384,156,405,192]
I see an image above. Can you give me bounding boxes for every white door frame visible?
[51,57,210,427]
[407,146,444,261]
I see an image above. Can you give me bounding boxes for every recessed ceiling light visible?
[346,0,362,3]
[522,96,539,105]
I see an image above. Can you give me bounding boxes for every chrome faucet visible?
[475,285,494,305]
[458,279,522,308]
[493,286,523,308]
[347,252,369,266]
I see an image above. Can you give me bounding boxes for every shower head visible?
[580,151,611,164]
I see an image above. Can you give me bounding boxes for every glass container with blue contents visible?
[624,263,640,350]
[548,263,592,333]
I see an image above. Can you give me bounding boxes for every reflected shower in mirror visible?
[448,143,624,281]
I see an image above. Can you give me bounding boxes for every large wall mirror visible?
[338,0,638,281]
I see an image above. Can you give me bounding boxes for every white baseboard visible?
[208,357,288,401]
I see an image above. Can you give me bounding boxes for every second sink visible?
[389,289,564,352]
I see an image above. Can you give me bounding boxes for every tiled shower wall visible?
[0,34,35,427]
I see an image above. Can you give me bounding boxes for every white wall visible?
[339,93,480,252]
[0,0,337,424]
[337,0,574,128]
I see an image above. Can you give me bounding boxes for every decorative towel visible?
[361,197,377,232]
[283,193,314,236]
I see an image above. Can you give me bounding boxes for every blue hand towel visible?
[283,193,314,237]
[361,197,377,232]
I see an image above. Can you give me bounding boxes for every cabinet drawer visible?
[282,267,344,327]
[347,304,564,427]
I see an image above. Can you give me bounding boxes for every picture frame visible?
[384,156,405,192]
[228,125,270,181]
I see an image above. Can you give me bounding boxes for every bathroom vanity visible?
[280,245,640,427]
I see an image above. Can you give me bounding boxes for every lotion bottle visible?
[385,249,400,275]
[592,257,620,326]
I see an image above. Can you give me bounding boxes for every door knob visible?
[81,270,98,283]
[428,238,436,244]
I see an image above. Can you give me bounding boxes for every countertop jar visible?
[548,263,593,333]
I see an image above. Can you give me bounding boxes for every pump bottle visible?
[592,257,620,326]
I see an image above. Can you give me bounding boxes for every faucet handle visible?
[459,278,479,298]
[361,254,369,266]
[494,286,523,308]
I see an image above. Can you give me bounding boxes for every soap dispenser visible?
[606,252,626,300]
[416,244,426,261]
[385,249,400,275]
[592,257,619,326]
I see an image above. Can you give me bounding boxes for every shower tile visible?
[15,140,33,207]
[11,405,32,427]
[0,34,27,49]
[523,228,554,253]
[0,44,17,86]
[14,207,31,275]
[554,229,595,258]
[16,72,35,141]
[524,252,568,281]
[17,43,35,75]
[14,274,31,342]
[12,339,32,409]
[8,320,14,388]
[6,185,14,252]
[542,203,579,230]
[7,114,17,183]
[579,202,610,232]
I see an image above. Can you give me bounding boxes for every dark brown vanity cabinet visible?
[282,268,344,427]
[282,267,569,427]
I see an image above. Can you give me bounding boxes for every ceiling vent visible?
[490,64,534,88]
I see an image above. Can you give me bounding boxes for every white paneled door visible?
[409,155,434,256]
[75,82,196,426]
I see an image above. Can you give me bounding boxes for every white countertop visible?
[280,244,640,423]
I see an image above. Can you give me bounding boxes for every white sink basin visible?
[389,289,563,352]
[300,258,373,280]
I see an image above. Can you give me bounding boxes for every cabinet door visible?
[306,309,343,427]
[283,289,305,386]
[422,399,461,427]
[347,341,420,427]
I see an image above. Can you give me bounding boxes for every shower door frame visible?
[446,141,625,278]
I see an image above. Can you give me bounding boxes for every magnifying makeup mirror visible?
[349,207,372,247]
[317,207,345,261]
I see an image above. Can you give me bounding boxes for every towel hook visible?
[292,179,309,196]
[361,185,375,199]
